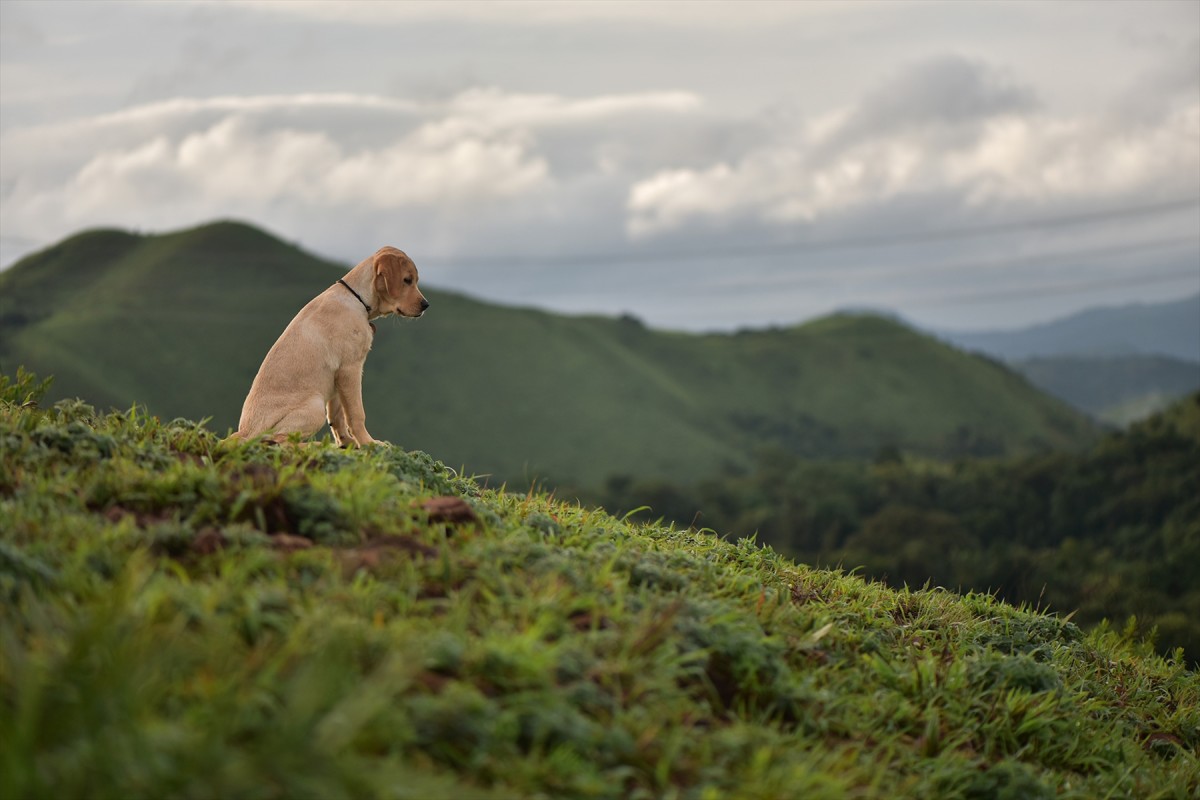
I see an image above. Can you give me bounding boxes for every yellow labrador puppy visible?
[233,246,428,446]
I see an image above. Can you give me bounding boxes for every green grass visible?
[2,370,1196,799]
[0,221,1099,488]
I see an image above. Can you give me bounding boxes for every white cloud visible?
[77,93,422,129]
[626,57,1200,237]
[951,106,1200,204]
[0,87,704,257]
[439,88,702,134]
[13,88,699,143]
[3,2,1198,332]
[223,0,884,30]
[7,112,552,239]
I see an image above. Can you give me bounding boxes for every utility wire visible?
[691,234,1200,293]
[422,196,1200,267]
[913,267,1200,308]
[518,232,1199,311]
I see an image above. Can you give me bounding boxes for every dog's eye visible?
[404,277,414,285]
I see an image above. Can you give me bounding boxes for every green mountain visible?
[0,221,1098,487]
[2,375,1197,799]
[1014,355,1200,426]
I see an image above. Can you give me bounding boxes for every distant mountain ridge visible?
[1014,354,1200,426]
[933,295,1200,424]
[0,220,1099,487]
[939,294,1200,363]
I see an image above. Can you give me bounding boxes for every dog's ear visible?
[373,250,404,300]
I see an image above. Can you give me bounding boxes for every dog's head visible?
[373,247,429,318]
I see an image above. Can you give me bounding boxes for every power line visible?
[524,232,1199,313]
[421,196,1200,268]
[913,267,1200,308]
[690,234,1200,293]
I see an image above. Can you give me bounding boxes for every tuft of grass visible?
[1,372,1197,799]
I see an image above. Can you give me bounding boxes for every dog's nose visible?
[420,298,430,311]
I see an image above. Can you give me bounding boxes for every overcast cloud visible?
[1,0,1197,331]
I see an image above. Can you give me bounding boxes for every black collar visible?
[337,279,371,314]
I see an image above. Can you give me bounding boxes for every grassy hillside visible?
[0,222,340,423]
[592,393,1200,664]
[0,221,1098,487]
[1014,355,1200,426]
[1,371,1197,799]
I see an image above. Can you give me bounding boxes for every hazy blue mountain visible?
[940,294,1200,363]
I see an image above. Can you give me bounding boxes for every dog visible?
[231,246,428,446]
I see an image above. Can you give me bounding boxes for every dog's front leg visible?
[326,394,353,447]
[334,365,377,446]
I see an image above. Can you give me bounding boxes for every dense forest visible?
[583,394,1200,665]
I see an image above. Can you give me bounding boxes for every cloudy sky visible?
[2,0,1198,331]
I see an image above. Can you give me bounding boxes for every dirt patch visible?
[339,533,439,575]
[568,610,614,632]
[270,533,314,552]
[421,496,478,527]
[790,582,826,606]
[414,670,452,694]
[192,527,227,555]
[173,451,207,468]
[227,463,279,487]
[103,505,172,530]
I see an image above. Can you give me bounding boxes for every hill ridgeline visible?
[0,220,1099,488]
